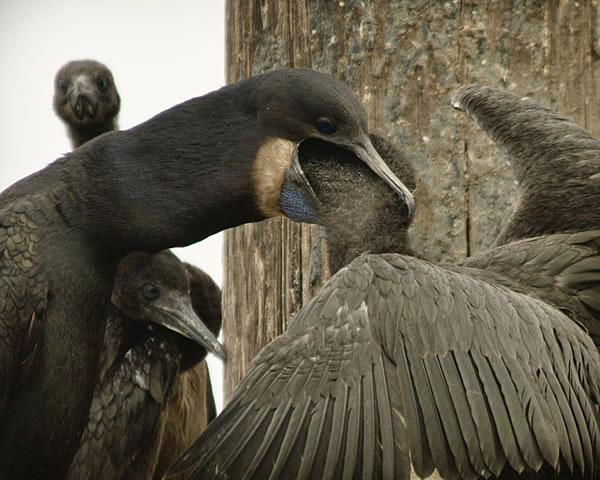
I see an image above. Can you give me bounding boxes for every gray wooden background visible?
[221,0,600,399]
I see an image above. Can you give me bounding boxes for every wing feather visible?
[322,383,349,479]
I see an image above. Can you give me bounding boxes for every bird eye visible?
[97,77,109,92]
[57,79,67,94]
[315,117,336,135]
[141,283,160,300]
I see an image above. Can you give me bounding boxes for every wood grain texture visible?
[223,0,600,399]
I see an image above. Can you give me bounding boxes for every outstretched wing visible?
[369,254,600,479]
[462,230,600,347]
[172,253,600,479]
[452,84,600,245]
[172,262,409,480]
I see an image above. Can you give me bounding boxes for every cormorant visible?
[0,67,413,478]
[66,251,222,479]
[170,136,600,479]
[53,59,121,148]
[52,60,223,479]
[452,85,600,347]
[142,263,223,480]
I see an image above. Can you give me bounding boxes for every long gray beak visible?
[347,134,416,216]
[150,292,225,361]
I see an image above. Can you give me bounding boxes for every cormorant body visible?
[171,135,600,479]
[0,68,412,478]
[52,60,223,479]
[54,60,121,148]
[66,251,222,479]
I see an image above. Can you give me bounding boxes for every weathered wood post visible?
[223,0,600,399]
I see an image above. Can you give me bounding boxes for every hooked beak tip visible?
[211,340,226,361]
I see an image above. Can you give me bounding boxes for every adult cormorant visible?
[52,60,223,479]
[54,60,121,148]
[171,136,600,479]
[0,68,413,478]
[452,85,600,347]
[66,251,222,479]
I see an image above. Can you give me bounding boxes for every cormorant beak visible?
[150,293,225,361]
[344,134,416,217]
[69,77,98,119]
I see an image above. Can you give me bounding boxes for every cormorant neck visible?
[69,118,118,149]
[42,85,265,256]
[324,206,411,274]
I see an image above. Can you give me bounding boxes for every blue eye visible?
[315,118,335,134]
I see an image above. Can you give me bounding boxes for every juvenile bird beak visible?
[346,135,416,216]
[69,77,99,119]
[150,293,225,361]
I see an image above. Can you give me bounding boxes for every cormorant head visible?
[246,68,415,222]
[284,134,416,272]
[53,59,120,146]
[111,250,225,361]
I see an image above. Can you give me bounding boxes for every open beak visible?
[150,292,225,361]
[69,77,99,119]
[345,134,415,216]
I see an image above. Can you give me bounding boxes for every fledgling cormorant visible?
[142,263,223,480]
[66,251,222,479]
[54,60,121,148]
[171,137,600,479]
[0,68,413,478]
[52,60,223,479]
[452,85,600,348]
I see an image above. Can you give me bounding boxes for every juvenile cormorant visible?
[452,85,600,348]
[53,60,121,148]
[138,263,223,480]
[171,136,600,479]
[52,60,223,479]
[0,68,413,478]
[66,251,222,479]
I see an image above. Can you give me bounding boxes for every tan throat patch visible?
[253,138,297,218]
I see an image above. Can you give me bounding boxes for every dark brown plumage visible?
[66,251,222,480]
[52,61,223,479]
[171,135,600,479]
[147,264,222,480]
[54,60,121,148]
[0,68,412,478]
